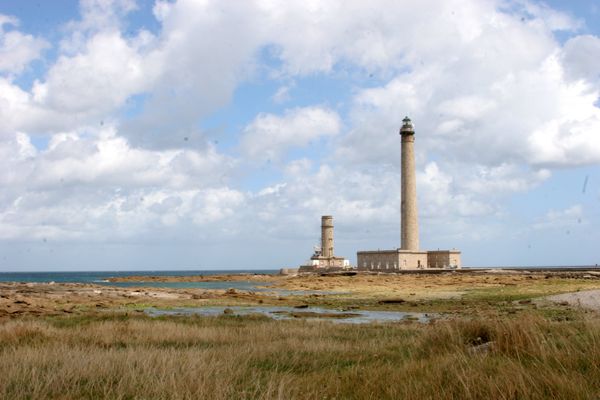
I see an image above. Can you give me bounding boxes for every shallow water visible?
[145,306,435,324]
[0,270,277,284]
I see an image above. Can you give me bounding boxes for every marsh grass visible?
[1,311,599,399]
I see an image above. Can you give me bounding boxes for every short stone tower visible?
[321,216,334,258]
[297,215,350,272]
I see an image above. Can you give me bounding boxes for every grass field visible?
[2,271,600,399]
[1,308,599,399]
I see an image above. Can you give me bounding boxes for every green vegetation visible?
[2,273,600,398]
[1,309,599,399]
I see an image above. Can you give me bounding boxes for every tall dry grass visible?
[0,312,599,399]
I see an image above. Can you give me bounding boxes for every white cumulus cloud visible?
[240,107,341,162]
[0,15,49,75]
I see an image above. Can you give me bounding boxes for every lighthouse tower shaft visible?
[400,118,419,251]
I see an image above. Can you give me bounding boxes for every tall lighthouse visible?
[357,116,462,271]
[400,116,419,251]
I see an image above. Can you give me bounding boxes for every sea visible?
[0,270,278,290]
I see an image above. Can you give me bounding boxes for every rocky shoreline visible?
[4,270,600,321]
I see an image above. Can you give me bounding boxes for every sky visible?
[0,0,599,271]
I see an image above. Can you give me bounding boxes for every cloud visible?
[516,0,583,32]
[2,0,264,146]
[0,0,599,268]
[528,112,600,167]
[0,28,157,135]
[33,31,156,115]
[62,0,139,51]
[121,0,267,149]
[418,162,496,220]
[532,204,584,230]
[242,157,513,245]
[6,0,599,161]
[335,32,600,170]
[248,162,400,241]
[272,84,294,104]
[240,107,341,162]
[0,127,239,241]
[259,0,498,74]
[0,15,49,75]
[562,35,600,83]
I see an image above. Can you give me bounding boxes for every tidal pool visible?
[145,306,435,324]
